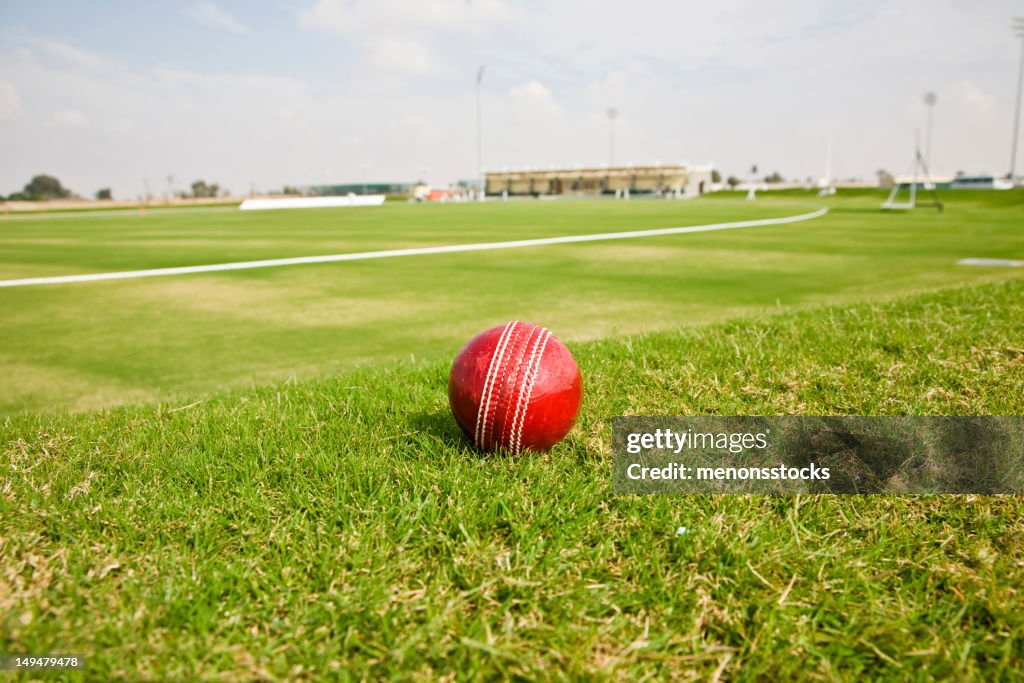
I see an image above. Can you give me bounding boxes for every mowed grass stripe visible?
[0,207,827,288]
[0,199,808,276]
[1,205,240,221]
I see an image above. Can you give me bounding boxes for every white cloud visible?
[298,0,507,78]
[955,80,996,116]
[0,36,344,195]
[48,109,89,128]
[365,39,436,77]
[148,66,306,98]
[187,2,251,35]
[0,82,22,122]
[299,0,513,37]
[297,0,511,78]
[509,81,563,118]
[29,38,105,68]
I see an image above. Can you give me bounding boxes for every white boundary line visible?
[956,258,1023,267]
[0,207,828,289]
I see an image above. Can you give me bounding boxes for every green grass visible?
[2,279,1023,680]
[2,190,1023,415]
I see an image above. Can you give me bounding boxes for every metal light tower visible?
[1011,18,1024,183]
[607,107,619,166]
[924,91,937,173]
[476,65,485,198]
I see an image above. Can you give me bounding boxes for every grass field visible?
[2,279,1023,680]
[1,190,1022,415]
[1,190,1023,679]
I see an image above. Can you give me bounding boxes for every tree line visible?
[714,167,790,188]
[3,175,227,201]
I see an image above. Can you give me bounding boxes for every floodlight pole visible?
[911,130,920,207]
[607,107,619,167]
[476,65,485,199]
[1010,18,1024,183]
[924,92,937,172]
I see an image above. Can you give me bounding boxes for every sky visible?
[0,0,1021,198]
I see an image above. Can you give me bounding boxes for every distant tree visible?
[96,188,112,200]
[955,170,965,177]
[711,169,722,183]
[282,185,302,196]
[22,174,72,200]
[726,176,740,188]
[189,180,224,198]
[764,171,784,183]
[750,164,758,176]
[875,169,894,188]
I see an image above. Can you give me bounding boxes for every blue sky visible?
[0,1,1021,198]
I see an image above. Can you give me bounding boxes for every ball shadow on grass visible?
[405,408,479,456]
[404,409,565,464]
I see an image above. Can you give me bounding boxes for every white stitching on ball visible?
[474,321,516,448]
[510,327,551,453]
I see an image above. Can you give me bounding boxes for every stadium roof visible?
[486,165,711,180]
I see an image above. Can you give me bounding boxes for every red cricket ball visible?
[448,321,583,453]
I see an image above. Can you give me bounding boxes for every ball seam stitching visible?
[487,322,524,450]
[474,321,516,449]
[499,324,538,451]
[511,327,551,454]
